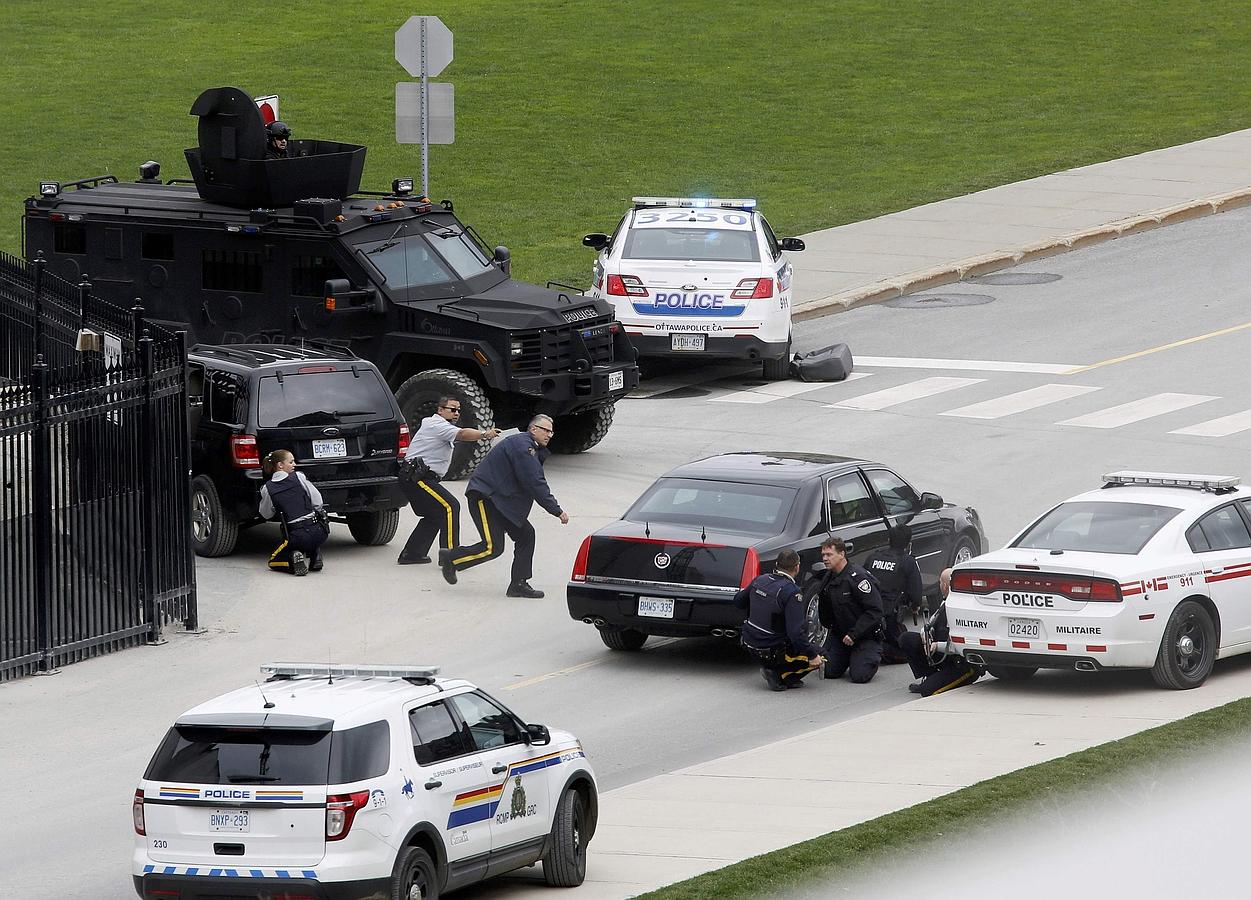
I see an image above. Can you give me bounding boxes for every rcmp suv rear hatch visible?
[140,715,341,867]
[255,366,403,480]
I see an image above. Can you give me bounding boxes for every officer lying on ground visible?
[816,536,884,683]
[899,567,983,696]
[735,549,825,691]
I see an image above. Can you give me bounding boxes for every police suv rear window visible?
[257,370,394,428]
[622,228,760,263]
[1012,501,1181,555]
[145,721,391,785]
[625,477,794,535]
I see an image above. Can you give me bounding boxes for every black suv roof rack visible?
[190,342,357,367]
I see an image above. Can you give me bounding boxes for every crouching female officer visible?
[259,449,328,576]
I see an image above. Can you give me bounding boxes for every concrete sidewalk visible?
[790,127,1251,319]
[470,128,1251,899]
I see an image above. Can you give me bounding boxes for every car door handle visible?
[492,764,508,775]
[424,779,442,790]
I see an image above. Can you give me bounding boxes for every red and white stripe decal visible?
[1012,641,1030,649]
[979,638,996,647]
[952,635,965,644]
[1086,645,1107,652]
[1047,642,1067,651]
[1206,562,1251,585]
[1121,580,1145,597]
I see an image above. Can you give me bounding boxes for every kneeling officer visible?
[735,549,825,691]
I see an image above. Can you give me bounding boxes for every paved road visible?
[4,207,1251,897]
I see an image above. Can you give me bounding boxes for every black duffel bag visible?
[791,343,854,382]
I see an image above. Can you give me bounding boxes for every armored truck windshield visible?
[353,216,503,299]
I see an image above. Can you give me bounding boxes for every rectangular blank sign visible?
[396,82,454,144]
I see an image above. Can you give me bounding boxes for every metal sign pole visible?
[420,18,429,197]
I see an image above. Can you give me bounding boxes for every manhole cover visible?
[966,272,1062,286]
[884,293,995,309]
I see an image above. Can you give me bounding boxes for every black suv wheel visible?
[190,474,239,557]
[347,509,401,546]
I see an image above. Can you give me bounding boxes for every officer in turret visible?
[864,525,923,664]
[815,536,884,683]
[265,121,292,159]
[735,549,825,691]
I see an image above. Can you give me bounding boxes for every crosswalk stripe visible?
[940,383,1102,420]
[1169,409,1251,438]
[709,372,872,404]
[828,376,984,411]
[1058,393,1217,428]
[855,356,1080,374]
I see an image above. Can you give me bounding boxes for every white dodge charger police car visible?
[947,472,1251,690]
[132,663,597,900]
[582,197,805,379]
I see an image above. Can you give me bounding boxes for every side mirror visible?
[920,492,943,511]
[582,233,610,252]
[843,539,855,556]
[324,278,383,315]
[493,245,512,276]
[780,237,806,252]
[526,723,551,746]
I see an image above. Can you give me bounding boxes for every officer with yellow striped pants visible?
[397,396,499,565]
[439,414,568,598]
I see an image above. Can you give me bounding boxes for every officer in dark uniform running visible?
[734,549,825,691]
[439,414,568,598]
[900,567,983,696]
[815,536,884,683]
[864,525,923,664]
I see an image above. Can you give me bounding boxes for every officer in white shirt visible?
[397,396,500,565]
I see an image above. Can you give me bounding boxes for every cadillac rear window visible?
[625,478,794,535]
[144,721,390,785]
[257,370,394,428]
[1012,501,1181,555]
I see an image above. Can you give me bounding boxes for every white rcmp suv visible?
[582,197,805,380]
[946,472,1251,690]
[132,663,597,900]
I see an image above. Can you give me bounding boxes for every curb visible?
[792,187,1251,322]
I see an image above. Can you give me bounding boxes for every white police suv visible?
[132,663,597,899]
[947,472,1251,690]
[582,198,805,380]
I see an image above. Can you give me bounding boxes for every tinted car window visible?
[758,216,781,260]
[360,234,454,289]
[144,726,330,785]
[328,720,390,783]
[449,692,524,752]
[257,371,394,428]
[410,700,469,765]
[206,371,245,426]
[426,227,493,279]
[622,228,760,263]
[1193,505,1251,551]
[625,478,794,536]
[1013,501,1181,555]
[865,469,919,516]
[827,473,876,527]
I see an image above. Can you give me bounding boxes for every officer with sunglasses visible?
[397,396,500,565]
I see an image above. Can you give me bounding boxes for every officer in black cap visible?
[734,549,825,691]
[863,525,923,664]
[815,536,884,683]
[265,121,292,159]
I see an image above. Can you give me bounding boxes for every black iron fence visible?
[1,251,197,680]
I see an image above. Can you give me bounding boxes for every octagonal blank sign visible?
[395,16,453,77]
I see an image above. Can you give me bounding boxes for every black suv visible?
[187,344,408,557]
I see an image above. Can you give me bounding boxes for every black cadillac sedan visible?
[567,452,986,651]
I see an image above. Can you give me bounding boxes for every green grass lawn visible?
[639,696,1251,899]
[2,1,1250,288]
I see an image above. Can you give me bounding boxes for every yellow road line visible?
[502,638,679,691]
[1065,320,1251,374]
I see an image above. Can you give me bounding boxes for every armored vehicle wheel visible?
[1150,600,1217,690]
[548,403,614,455]
[347,509,400,545]
[598,626,647,651]
[394,368,495,480]
[543,788,588,886]
[190,475,238,558]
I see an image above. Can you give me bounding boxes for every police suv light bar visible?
[1101,471,1240,491]
[261,662,441,679]
[632,196,757,210]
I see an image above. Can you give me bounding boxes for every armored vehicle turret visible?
[23,86,639,477]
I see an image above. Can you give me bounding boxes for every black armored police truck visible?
[22,86,639,478]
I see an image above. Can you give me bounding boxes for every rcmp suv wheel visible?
[543,787,588,886]
[347,509,400,545]
[1151,600,1217,690]
[394,368,495,480]
[190,475,238,557]
[391,846,438,900]
[549,403,614,455]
